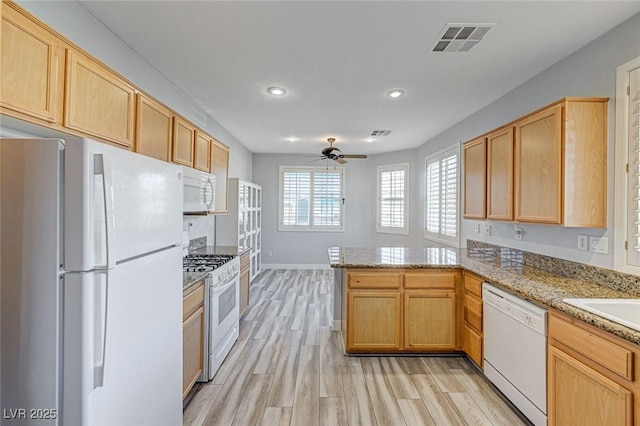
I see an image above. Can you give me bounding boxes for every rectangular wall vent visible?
[369,130,393,136]
[431,23,496,53]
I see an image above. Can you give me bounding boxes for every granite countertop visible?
[183,271,208,292]
[329,246,640,346]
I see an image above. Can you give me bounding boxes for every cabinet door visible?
[347,291,402,352]
[239,269,250,317]
[514,105,562,223]
[487,127,514,220]
[548,346,633,426]
[183,306,204,399]
[172,116,195,166]
[194,131,211,172]
[404,290,456,350]
[463,138,487,219]
[1,4,60,122]
[135,94,172,161]
[210,140,230,213]
[64,49,135,147]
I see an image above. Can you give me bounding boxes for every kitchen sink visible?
[563,298,640,332]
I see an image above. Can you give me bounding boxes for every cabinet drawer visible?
[464,325,483,368]
[550,314,634,381]
[404,272,455,289]
[348,272,402,289]
[464,272,483,298]
[464,294,483,332]
[183,281,205,321]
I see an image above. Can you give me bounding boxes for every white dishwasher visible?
[483,282,548,426]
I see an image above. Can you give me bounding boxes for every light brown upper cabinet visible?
[64,49,136,148]
[487,127,514,221]
[194,131,211,172]
[1,2,62,124]
[210,139,230,213]
[172,116,195,167]
[463,137,487,219]
[514,98,607,227]
[135,94,172,162]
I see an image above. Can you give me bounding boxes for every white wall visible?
[16,0,253,181]
[255,12,640,268]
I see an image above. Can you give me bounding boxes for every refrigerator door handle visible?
[94,154,116,269]
[93,270,108,389]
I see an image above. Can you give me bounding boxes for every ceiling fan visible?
[308,138,368,164]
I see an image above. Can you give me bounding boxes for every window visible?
[424,147,459,246]
[614,58,640,272]
[279,166,344,231]
[377,163,409,234]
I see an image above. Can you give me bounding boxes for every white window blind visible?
[425,147,459,245]
[279,167,344,231]
[627,67,640,265]
[377,163,409,234]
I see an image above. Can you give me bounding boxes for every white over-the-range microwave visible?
[183,166,215,214]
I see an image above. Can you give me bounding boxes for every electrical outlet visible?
[474,224,480,233]
[589,236,608,255]
[577,235,588,251]
[484,224,491,236]
[267,250,273,257]
[514,227,523,241]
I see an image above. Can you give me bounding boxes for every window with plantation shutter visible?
[626,67,640,266]
[425,147,459,246]
[279,166,344,231]
[377,163,409,234]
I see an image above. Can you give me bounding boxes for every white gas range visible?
[183,253,240,381]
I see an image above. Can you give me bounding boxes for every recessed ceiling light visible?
[365,138,375,143]
[286,136,298,142]
[267,87,287,96]
[386,89,405,98]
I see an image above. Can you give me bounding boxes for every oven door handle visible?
[209,275,238,295]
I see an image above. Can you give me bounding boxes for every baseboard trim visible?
[262,263,331,270]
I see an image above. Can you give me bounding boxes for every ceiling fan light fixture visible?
[386,89,405,98]
[267,86,287,96]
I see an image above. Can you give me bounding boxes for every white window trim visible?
[424,144,461,247]
[278,166,345,232]
[614,56,640,274]
[377,162,410,235]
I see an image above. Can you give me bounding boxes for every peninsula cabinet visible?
[1,2,63,124]
[548,310,638,426]
[183,281,205,399]
[345,269,461,353]
[514,98,608,227]
[210,139,230,213]
[172,116,196,167]
[64,49,136,148]
[463,137,487,219]
[486,127,514,221]
[135,94,173,162]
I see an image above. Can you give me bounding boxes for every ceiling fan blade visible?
[334,158,348,164]
[341,154,368,159]
[306,157,326,164]
[298,154,323,157]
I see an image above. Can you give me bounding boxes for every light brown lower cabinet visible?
[548,310,638,425]
[239,251,250,317]
[183,281,205,399]
[462,271,484,367]
[344,269,461,353]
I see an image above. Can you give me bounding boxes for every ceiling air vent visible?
[369,130,393,136]
[431,23,496,53]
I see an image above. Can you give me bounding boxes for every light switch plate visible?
[475,224,480,233]
[589,236,608,254]
[577,235,588,251]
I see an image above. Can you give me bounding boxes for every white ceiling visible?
[79,1,640,155]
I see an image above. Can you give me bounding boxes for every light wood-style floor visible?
[183,269,530,426]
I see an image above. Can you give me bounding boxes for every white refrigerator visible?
[1,138,184,425]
